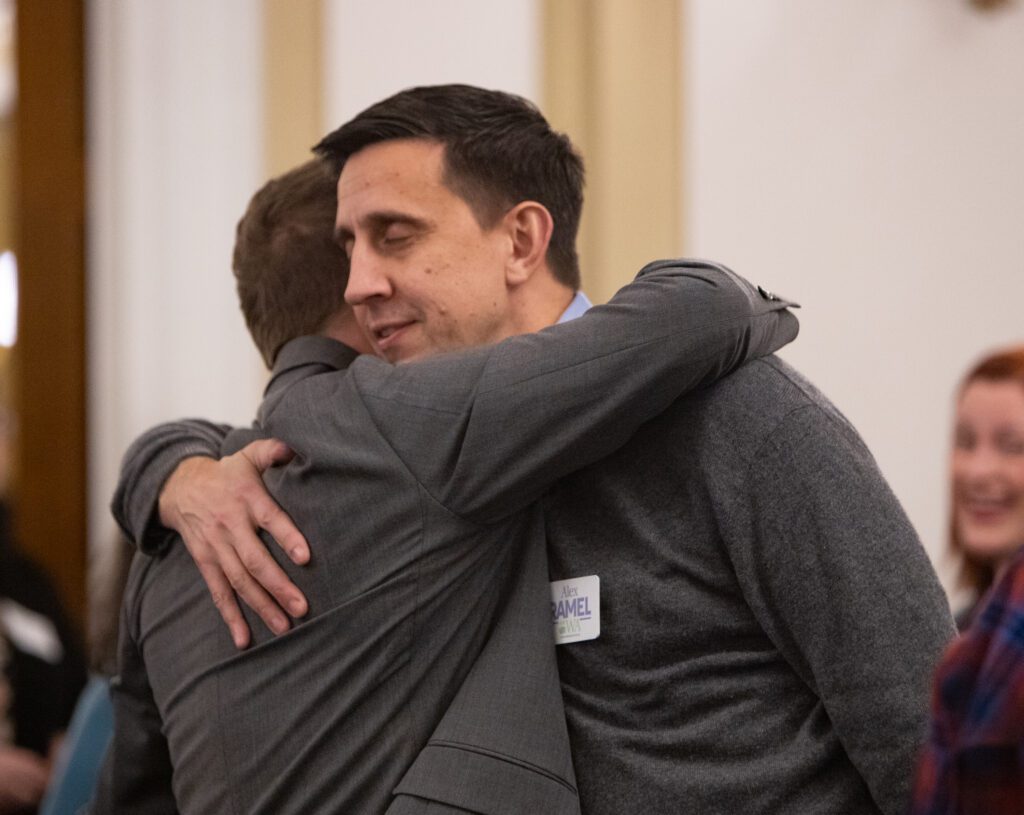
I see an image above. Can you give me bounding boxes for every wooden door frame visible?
[12,0,87,627]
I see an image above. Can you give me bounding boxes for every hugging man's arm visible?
[112,261,798,644]
[353,260,797,521]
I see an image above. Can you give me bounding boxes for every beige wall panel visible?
[543,0,681,303]
[263,0,323,176]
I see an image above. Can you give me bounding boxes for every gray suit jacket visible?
[98,261,797,815]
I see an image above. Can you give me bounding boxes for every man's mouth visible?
[369,320,415,354]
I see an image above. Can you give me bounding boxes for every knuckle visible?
[225,479,249,503]
[225,570,248,592]
[209,512,233,532]
[240,551,268,575]
[252,506,277,528]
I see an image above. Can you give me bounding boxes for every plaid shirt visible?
[909,548,1024,814]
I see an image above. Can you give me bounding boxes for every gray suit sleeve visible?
[736,405,954,815]
[353,259,799,523]
[111,420,231,554]
[114,260,796,544]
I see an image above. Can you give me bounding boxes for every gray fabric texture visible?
[113,421,231,555]
[98,260,797,815]
[544,356,955,815]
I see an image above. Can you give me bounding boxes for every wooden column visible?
[11,0,87,625]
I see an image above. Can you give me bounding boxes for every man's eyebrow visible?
[365,211,431,232]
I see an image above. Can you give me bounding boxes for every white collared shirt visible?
[557,291,592,324]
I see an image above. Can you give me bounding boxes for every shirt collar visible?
[558,290,592,324]
[265,336,360,400]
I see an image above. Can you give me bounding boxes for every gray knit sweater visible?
[544,355,954,815]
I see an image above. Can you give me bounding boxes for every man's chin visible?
[391,349,429,365]
[377,342,425,365]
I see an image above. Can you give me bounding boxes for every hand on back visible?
[158,439,310,648]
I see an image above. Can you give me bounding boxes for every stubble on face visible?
[336,139,514,364]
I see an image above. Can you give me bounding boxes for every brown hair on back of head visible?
[234,159,350,368]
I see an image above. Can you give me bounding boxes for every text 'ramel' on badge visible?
[550,575,600,645]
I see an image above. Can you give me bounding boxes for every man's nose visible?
[344,246,393,306]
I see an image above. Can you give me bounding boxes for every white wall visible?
[322,0,538,127]
[87,1,267,555]
[685,1,1024,585]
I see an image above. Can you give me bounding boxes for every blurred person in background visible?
[0,408,88,814]
[910,347,1024,812]
[948,345,1024,630]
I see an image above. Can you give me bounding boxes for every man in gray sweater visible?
[116,86,954,814]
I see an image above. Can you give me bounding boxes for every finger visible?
[233,441,310,568]
[212,536,293,637]
[230,523,308,618]
[191,557,252,650]
[242,438,295,471]
[250,490,310,568]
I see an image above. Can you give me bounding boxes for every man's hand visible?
[0,747,48,813]
[158,438,310,649]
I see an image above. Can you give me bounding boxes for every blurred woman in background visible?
[949,344,1024,630]
[911,347,1024,812]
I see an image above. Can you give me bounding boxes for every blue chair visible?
[38,677,113,815]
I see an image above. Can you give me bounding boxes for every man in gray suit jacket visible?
[95,160,796,814]
[116,86,955,814]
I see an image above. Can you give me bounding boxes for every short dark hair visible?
[233,159,350,368]
[314,84,584,289]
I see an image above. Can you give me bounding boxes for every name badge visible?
[550,575,600,645]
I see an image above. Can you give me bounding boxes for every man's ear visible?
[503,201,554,288]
